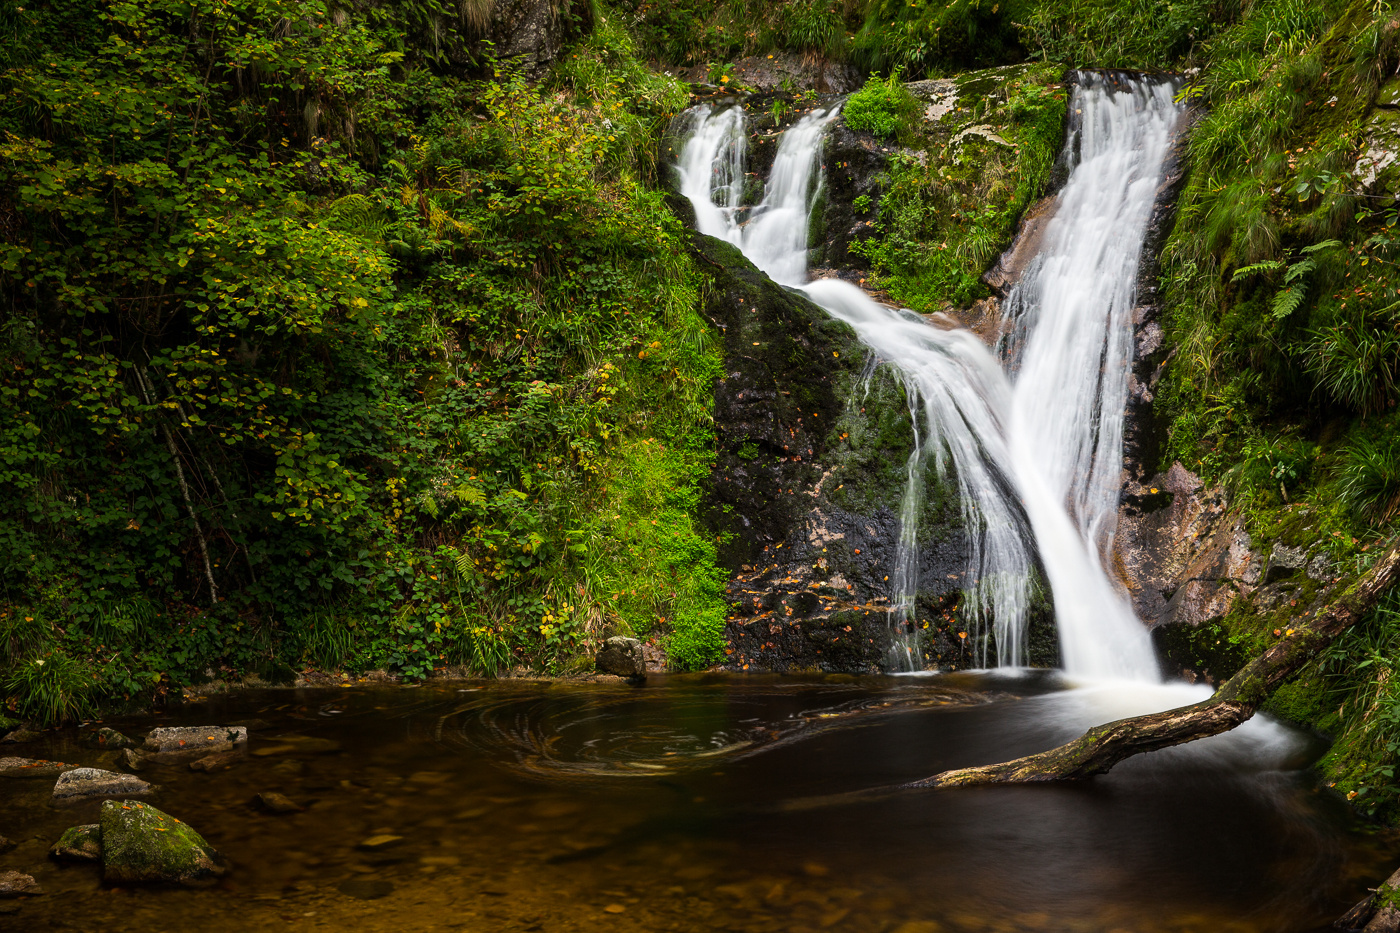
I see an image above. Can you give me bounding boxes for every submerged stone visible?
[357,834,404,850]
[256,792,301,814]
[0,872,41,898]
[53,768,154,802]
[189,750,243,773]
[50,824,101,862]
[0,730,43,744]
[100,800,227,884]
[595,637,646,677]
[338,878,393,899]
[82,727,134,750]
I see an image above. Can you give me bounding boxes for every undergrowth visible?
[854,65,1067,309]
[0,2,727,724]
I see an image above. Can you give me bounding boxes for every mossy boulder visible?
[50,824,101,862]
[100,800,227,884]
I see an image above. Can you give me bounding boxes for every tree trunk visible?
[910,539,1400,789]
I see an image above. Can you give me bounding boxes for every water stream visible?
[0,681,1387,933]
[676,74,1184,680]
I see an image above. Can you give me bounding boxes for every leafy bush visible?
[0,0,728,695]
[842,73,919,140]
[852,66,1067,310]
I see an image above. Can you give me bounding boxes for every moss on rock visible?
[100,799,227,885]
[50,824,101,862]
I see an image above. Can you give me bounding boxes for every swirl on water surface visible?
[433,680,990,783]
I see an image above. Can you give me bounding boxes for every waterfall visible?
[1002,74,1184,680]
[676,76,1185,681]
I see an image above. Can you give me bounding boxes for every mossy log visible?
[910,538,1400,788]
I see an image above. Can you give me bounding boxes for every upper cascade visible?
[676,73,1186,681]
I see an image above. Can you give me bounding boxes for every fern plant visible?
[1232,239,1341,319]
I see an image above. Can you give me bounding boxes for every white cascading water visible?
[676,77,1183,681]
[679,104,1035,671]
[999,75,1184,680]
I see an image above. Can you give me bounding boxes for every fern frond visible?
[1231,259,1285,282]
[1284,258,1316,284]
[1270,285,1305,319]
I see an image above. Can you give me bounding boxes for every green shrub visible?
[842,73,919,140]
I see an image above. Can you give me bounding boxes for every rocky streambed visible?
[0,677,1393,932]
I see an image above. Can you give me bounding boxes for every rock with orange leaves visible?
[141,726,247,761]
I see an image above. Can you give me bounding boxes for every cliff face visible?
[674,70,1069,673]
[689,235,982,673]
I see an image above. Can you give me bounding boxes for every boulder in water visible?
[53,768,155,802]
[142,725,247,759]
[595,637,646,677]
[50,824,101,862]
[0,757,77,779]
[100,800,226,884]
[255,792,302,814]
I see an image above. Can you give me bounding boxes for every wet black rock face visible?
[688,234,987,672]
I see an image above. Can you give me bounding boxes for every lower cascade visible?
[677,73,1187,680]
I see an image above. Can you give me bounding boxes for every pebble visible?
[357,835,404,850]
[256,792,302,814]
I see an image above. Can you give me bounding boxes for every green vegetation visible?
[853,64,1067,308]
[842,72,920,139]
[0,0,731,722]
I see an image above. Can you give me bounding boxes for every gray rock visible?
[595,636,646,677]
[1264,543,1308,583]
[53,768,155,802]
[1307,550,1334,582]
[0,757,78,779]
[256,792,301,814]
[50,824,101,862]
[0,871,42,898]
[82,727,134,750]
[119,748,148,772]
[0,730,42,744]
[0,836,14,854]
[491,0,575,78]
[100,800,226,884]
[142,725,247,758]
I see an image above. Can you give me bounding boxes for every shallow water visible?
[1,675,1393,933]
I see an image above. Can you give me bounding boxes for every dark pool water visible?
[0,673,1393,933]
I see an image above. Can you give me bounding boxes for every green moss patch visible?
[100,800,226,884]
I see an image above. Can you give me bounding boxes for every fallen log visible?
[910,537,1400,788]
